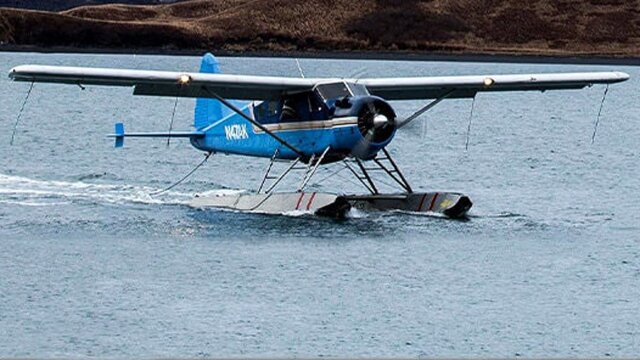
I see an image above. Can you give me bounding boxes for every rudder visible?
[193,53,249,131]
[194,53,223,130]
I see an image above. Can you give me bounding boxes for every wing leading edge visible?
[9,64,629,101]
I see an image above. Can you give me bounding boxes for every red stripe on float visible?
[428,193,439,211]
[417,193,429,211]
[306,192,317,210]
[295,192,305,210]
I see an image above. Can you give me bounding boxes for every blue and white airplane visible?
[9,54,629,218]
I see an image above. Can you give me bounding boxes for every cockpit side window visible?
[253,99,282,124]
[281,92,328,122]
[254,91,329,124]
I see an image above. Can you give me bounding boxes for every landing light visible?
[179,74,192,85]
[483,77,495,87]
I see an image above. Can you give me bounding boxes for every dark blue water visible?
[1,53,639,357]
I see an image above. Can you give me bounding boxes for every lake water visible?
[0,52,639,357]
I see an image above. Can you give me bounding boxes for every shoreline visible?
[2,45,640,66]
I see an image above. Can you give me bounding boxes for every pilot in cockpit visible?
[280,98,298,121]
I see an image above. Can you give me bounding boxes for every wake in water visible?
[0,173,340,218]
[0,173,195,207]
[0,173,525,223]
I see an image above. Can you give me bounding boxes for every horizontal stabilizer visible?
[108,122,204,148]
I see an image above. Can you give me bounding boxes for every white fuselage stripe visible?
[252,117,358,133]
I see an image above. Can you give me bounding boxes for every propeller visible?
[350,94,445,159]
[351,99,396,159]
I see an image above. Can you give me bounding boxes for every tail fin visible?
[194,53,248,131]
[194,53,223,130]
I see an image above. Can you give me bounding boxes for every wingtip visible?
[8,66,18,79]
[617,71,631,81]
[8,64,32,80]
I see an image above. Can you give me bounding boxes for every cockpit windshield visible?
[314,82,371,101]
[314,82,351,101]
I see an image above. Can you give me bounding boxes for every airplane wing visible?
[8,65,319,100]
[358,72,630,100]
[9,64,629,101]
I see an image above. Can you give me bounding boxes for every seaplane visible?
[8,53,629,218]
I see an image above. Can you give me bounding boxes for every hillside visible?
[1,0,639,58]
[0,0,186,11]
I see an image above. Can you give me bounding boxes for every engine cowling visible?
[356,97,396,144]
[331,95,397,160]
[348,96,397,159]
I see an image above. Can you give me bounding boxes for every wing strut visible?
[202,87,308,161]
[396,89,457,128]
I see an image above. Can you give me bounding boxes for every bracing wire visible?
[465,95,477,151]
[10,81,34,145]
[308,164,349,188]
[345,160,399,190]
[334,166,372,189]
[591,84,610,144]
[295,59,305,78]
[350,67,367,80]
[151,152,213,196]
[166,95,180,147]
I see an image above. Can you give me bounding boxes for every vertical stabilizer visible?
[194,53,249,131]
[194,53,223,130]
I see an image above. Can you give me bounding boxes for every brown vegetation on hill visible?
[0,0,639,57]
[0,1,187,12]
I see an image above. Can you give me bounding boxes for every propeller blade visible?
[352,128,375,159]
[366,99,376,116]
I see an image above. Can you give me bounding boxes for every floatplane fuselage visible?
[188,83,396,163]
